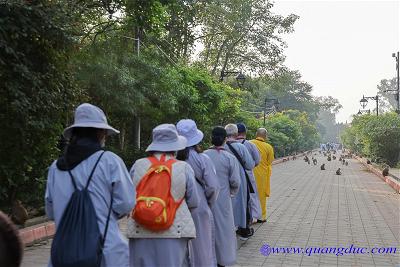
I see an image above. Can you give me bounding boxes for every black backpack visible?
[51,151,114,267]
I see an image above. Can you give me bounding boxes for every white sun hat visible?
[146,124,187,152]
[63,103,119,139]
[176,119,204,147]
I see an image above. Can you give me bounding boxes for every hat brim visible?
[63,122,120,139]
[145,135,187,152]
[186,129,204,147]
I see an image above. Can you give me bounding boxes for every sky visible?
[272,0,399,123]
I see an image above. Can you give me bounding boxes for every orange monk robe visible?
[250,137,274,220]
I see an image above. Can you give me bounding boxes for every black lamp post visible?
[359,95,379,116]
[357,109,371,115]
[220,70,246,88]
[264,97,279,126]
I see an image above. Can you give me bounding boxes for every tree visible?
[265,113,303,156]
[315,96,343,143]
[341,113,400,167]
[0,1,82,207]
[377,77,398,111]
[197,0,298,76]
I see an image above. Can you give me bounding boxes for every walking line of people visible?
[44,103,275,267]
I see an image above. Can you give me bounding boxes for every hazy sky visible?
[272,0,399,123]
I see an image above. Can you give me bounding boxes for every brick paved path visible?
[22,154,400,267]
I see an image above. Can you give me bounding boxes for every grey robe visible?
[224,140,255,228]
[186,148,220,267]
[237,138,262,220]
[128,155,200,267]
[45,151,135,267]
[204,147,240,266]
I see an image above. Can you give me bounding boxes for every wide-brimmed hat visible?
[176,119,204,147]
[63,103,119,139]
[146,124,187,152]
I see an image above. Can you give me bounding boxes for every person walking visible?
[224,124,255,240]
[127,124,200,267]
[45,103,135,267]
[176,119,220,267]
[204,126,240,267]
[236,123,262,222]
[0,211,23,267]
[250,128,274,222]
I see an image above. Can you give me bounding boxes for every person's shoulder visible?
[173,160,194,176]
[246,140,258,149]
[174,159,191,168]
[265,143,274,150]
[101,151,126,165]
[222,150,237,161]
[232,142,246,149]
[49,160,58,169]
[199,152,211,161]
[131,157,151,167]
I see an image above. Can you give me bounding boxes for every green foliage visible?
[0,0,328,211]
[198,0,298,75]
[0,1,82,207]
[265,113,302,154]
[341,113,400,166]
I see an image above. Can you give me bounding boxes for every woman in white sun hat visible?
[176,119,220,267]
[45,103,135,267]
[127,123,200,267]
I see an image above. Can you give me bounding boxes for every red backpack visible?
[132,154,184,231]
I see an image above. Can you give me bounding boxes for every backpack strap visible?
[148,154,176,166]
[84,151,106,190]
[226,142,255,194]
[67,170,78,191]
[101,182,114,249]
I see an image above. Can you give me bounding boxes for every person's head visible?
[256,128,268,140]
[176,119,204,147]
[63,103,119,147]
[146,124,187,155]
[0,211,23,267]
[236,123,247,138]
[211,126,227,146]
[70,127,107,147]
[225,123,238,138]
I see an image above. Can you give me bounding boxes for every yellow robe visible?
[250,137,274,220]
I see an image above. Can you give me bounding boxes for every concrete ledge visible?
[355,156,400,193]
[19,221,55,246]
[272,158,284,165]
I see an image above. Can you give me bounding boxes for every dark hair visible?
[192,144,202,153]
[0,211,23,267]
[70,127,102,144]
[211,126,227,146]
[176,148,189,161]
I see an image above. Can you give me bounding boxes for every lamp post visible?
[220,70,246,88]
[357,109,371,115]
[263,97,279,126]
[359,95,379,116]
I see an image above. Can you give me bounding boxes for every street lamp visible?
[220,70,246,88]
[263,97,279,126]
[357,109,370,115]
[359,96,368,109]
[359,95,379,116]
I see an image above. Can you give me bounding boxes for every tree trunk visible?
[211,39,227,75]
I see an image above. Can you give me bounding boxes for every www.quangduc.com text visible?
[260,244,398,257]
